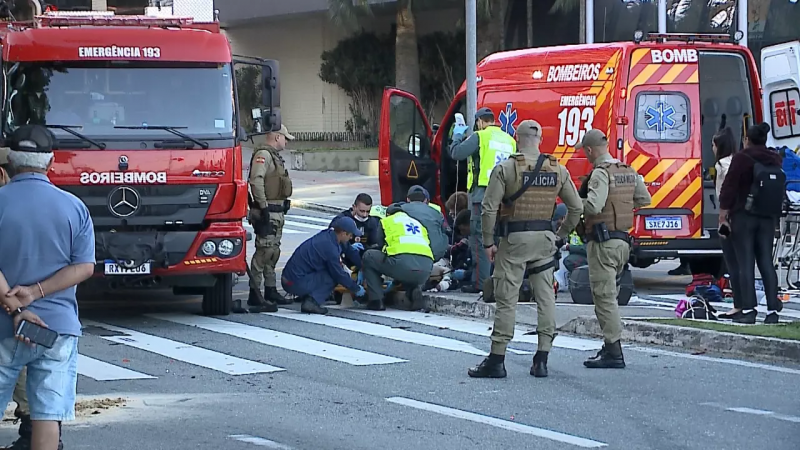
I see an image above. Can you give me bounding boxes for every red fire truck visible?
[380,32,776,274]
[0,5,280,315]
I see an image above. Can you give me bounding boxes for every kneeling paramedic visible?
[281,217,366,315]
[361,209,435,311]
[578,129,650,369]
[468,120,582,379]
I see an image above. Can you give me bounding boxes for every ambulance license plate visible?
[644,216,682,230]
[104,262,151,275]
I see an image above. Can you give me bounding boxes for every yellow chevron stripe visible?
[630,153,649,171]
[629,48,650,70]
[686,69,699,83]
[643,159,677,183]
[670,176,702,208]
[627,64,660,97]
[649,160,697,206]
[657,64,687,84]
[692,200,702,218]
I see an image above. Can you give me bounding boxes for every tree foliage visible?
[319,29,466,136]
[319,31,394,138]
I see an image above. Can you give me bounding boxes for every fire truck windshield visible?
[3,61,235,148]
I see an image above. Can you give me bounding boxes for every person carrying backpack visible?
[718,122,786,324]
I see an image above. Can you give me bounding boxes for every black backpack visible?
[744,153,786,217]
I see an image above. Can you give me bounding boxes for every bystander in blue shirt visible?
[0,172,95,338]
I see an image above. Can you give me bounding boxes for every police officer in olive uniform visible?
[361,210,435,311]
[248,124,296,310]
[577,129,651,369]
[450,107,517,295]
[468,120,583,378]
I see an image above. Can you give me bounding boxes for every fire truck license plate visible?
[644,216,682,230]
[104,262,151,275]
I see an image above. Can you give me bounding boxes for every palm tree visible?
[327,0,512,98]
[327,0,422,98]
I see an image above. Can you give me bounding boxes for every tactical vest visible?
[468,126,517,190]
[584,162,637,234]
[497,154,560,235]
[381,212,434,259]
[250,145,293,201]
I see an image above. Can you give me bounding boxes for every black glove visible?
[555,237,565,249]
[283,199,291,214]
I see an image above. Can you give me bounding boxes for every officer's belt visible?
[497,219,552,237]
[586,230,631,243]
[524,254,559,277]
[264,204,284,213]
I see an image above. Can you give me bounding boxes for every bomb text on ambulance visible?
[650,48,698,64]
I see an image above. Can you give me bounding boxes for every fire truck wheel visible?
[202,274,233,316]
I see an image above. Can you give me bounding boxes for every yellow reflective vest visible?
[381,212,434,259]
[467,125,517,190]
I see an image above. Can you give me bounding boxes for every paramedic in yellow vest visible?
[248,124,296,310]
[577,129,651,369]
[361,210,435,311]
[449,107,517,295]
[468,120,582,379]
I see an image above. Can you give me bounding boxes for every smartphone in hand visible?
[454,113,466,127]
[718,223,731,238]
[16,320,58,348]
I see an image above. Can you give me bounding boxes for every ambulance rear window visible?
[633,92,690,143]
[769,88,800,139]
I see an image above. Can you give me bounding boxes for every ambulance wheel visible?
[202,273,233,316]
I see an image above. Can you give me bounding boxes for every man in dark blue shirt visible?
[330,193,380,268]
[282,216,366,314]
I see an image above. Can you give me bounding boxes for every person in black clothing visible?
[718,122,784,324]
[329,193,381,267]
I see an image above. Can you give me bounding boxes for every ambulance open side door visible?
[761,41,800,152]
[378,88,437,206]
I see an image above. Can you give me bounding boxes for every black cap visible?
[10,125,54,153]
[331,216,363,237]
[407,185,430,201]
[475,107,494,122]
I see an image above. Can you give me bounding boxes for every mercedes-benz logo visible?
[108,186,140,218]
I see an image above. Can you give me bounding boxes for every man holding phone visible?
[0,124,95,450]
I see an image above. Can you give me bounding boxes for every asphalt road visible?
[2,209,799,450]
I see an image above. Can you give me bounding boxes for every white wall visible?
[223,7,459,134]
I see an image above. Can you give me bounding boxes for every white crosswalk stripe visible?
[76,309,604,382]
[243,213,334,235]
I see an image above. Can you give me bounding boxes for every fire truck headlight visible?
[201,240,217,256]
[218,239,234,257]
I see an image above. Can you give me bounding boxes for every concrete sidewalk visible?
[288,171,380,214]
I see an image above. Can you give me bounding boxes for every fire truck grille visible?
[62,185,218,229]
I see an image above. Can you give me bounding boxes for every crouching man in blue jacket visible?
[281,216,366,314]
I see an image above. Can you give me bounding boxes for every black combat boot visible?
[300,297,328,315]
[467,353,507,378]
[265,286,293,305]
[246,290,278,313]
[366,298,385,311]
[406,286,425,311]
[583,341,626,369]
[530,351,549,378]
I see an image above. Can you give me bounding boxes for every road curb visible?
[421,292,544,329]
[560,315,800,362]
[290,199,343,215]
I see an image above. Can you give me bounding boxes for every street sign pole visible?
[466,0,477,125]
[585,0,594,44]
[737,0,747,48]
[658,0,667,33]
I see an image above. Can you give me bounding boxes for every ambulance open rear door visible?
[378,88,438,206]
[761,41,800,152]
